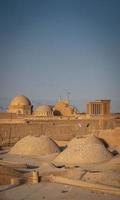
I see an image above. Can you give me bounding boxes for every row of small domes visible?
[8,95,77,115]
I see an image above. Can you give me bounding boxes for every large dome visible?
[53,136,112,167]
[9,95,31,106]
[9,135,60,156]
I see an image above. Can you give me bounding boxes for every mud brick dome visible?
[34,105,53,116]
[8,95,33,115]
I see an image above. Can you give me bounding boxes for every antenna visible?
[67,91,71,102]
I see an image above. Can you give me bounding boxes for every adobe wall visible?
[0,118,116,147]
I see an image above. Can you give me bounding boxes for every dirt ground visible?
[0,134,120,200]
[0,182,120,200]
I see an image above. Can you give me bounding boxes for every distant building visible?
[34,105,53,116]
[53,99,78,116]
[87,100,111,115]
[7,95,33,115]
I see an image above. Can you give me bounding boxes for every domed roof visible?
[9,135,60,156]
[35,105,52,112]
[53,136,112,166]
[62,106,75,116]
[65,106,74,112]
[55,100,69,107]
[54,100,69,111]
[9,95,31,106]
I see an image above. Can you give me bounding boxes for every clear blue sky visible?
[0,0,120,112]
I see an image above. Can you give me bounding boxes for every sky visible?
[0,0,120,112]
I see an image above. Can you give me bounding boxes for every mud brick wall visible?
[0,118,116,147]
